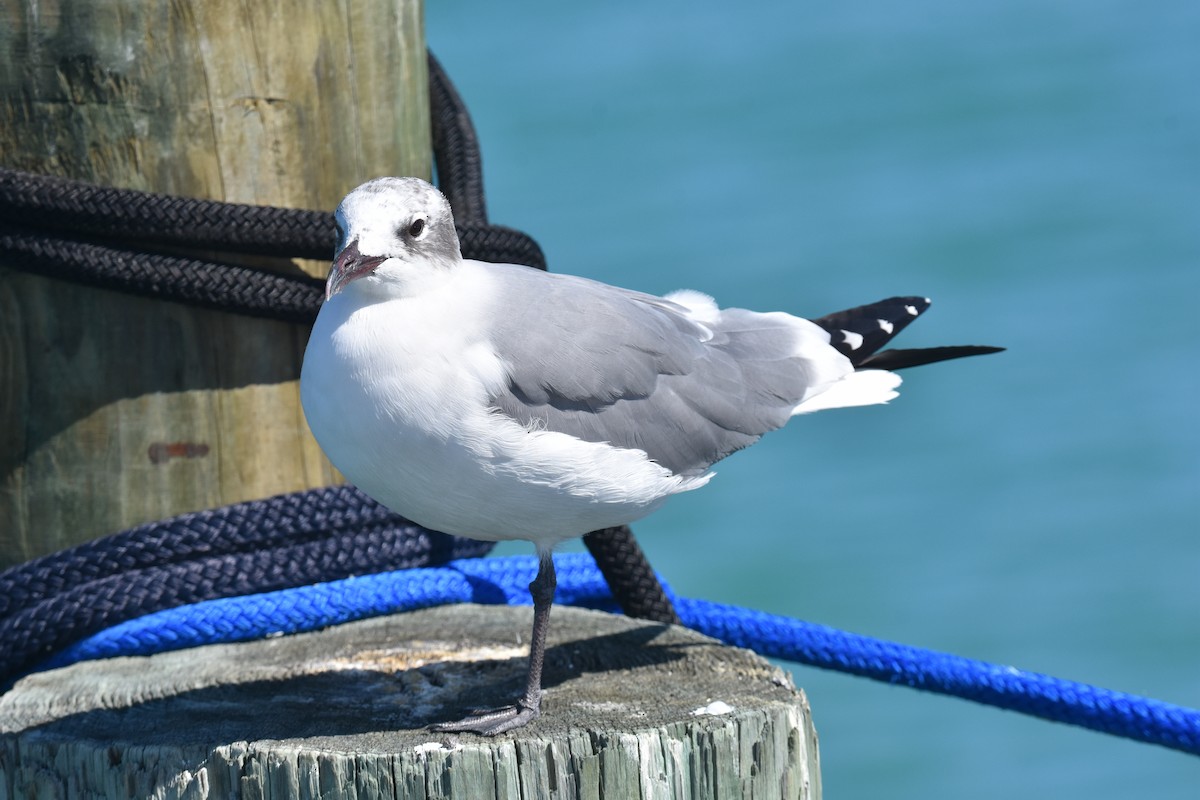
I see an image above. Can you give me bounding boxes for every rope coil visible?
[0,486,492,688]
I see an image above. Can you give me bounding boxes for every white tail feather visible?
[792,369,902,415]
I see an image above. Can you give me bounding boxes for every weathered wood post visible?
[0,605,822,799]
[0,0,429,566]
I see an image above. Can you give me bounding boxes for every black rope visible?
[0,220,324,323]
[0,163,545,271]
[0,49,679,681]
[0,487,492,688]
[429,52,488,227]
[0,167,333,259]
[0,211,546,323]
[584,527,681,624]
[1,485,397,618]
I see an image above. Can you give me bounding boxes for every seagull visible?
[300,176,1001,735]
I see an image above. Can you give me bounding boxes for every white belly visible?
[300,282,707,550]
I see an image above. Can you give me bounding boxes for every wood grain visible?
[0,0,429,565]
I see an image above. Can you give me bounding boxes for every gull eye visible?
[333,221,345,246]
[406,216,427,239]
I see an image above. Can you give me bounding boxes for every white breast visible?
[300,263,708,550]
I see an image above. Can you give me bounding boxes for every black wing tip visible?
[815,296,935,363]
[815,296,1003,369]
[858,345,1005,371]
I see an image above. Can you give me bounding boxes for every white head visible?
[325,177,463,299]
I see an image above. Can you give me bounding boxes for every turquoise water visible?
[427,2,1200,796]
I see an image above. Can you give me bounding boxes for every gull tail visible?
[813,296,1004,371]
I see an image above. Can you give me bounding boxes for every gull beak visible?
[326,239,388,299]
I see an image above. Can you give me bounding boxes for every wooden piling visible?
[0,605,821,799]
[0,0,429,566]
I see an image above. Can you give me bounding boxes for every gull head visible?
[325,177,463,299]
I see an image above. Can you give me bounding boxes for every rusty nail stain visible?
[148,442,211,464]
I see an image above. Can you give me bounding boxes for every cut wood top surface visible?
[2,605,804,747]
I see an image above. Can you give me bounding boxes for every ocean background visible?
[426,2,1199,797]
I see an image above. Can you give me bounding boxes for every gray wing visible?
[482,263,823,476]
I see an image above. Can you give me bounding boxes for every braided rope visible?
[0,221,324,322]
[584,526,681,624]
[675,595,1200,756]
[459,224,546,272]
[0,215,547,323]
[429,52,489,227]
[0,166,545,272]
[0,168,334,258]
[0,486,490,688]
[0,485,392,618]
[44,554,616,668]
[38,553,1200,758]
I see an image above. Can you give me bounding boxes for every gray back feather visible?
[483,264,820,475]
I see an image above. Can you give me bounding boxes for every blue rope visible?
[38,553,1200,758]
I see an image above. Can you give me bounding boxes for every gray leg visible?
[431,551,556,735]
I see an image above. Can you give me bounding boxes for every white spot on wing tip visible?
[877,318,895,334]
[839,329,865,350]
[904,304,919,316]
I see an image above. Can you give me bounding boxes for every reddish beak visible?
[326,240,388,299]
